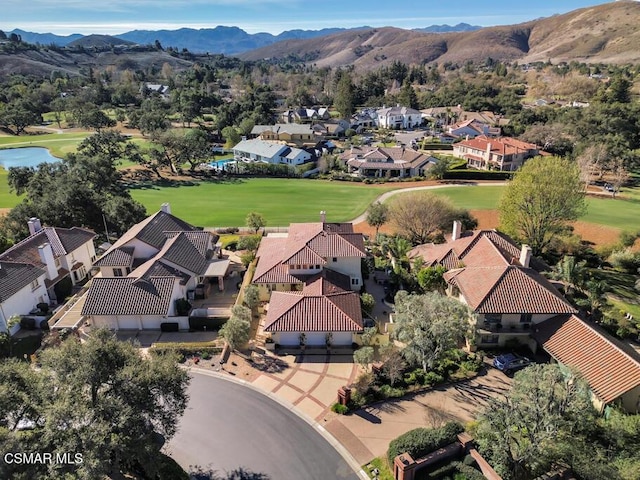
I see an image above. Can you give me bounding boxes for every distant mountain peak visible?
[414,23,482,33]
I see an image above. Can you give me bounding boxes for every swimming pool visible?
[208,159,234,169]
[0,147,61,169]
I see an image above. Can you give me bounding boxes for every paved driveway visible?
[250,353,359,421]
[324,366,512,464]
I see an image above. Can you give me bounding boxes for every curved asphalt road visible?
[349,182,507,224]
[166,372,360,480]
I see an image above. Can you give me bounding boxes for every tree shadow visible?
[354,408,382,424]
[190,465,271,480]
[248,354,290,374]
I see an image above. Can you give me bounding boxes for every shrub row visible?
[421,144,453,150]
[443,170,513,180]
[387,422,465,465]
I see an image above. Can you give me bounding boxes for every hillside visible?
[239,1,640,68]
[0,48,194,78]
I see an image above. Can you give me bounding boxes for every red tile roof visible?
[253,237,302,284]
[533,314,640,404]
[456,135,539,156]
[264,269,362,333]
[254,224,365,283]
[445,266,576,314]
[408,230,547,271]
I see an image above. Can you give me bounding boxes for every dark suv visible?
[493,353,532,375]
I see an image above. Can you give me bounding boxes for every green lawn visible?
[429,186,505,210]
[0,132,89,158]
[428,185,639,230]
[0,169,22,209]
[129,178,396,226]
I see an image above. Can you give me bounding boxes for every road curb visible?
[188,366,368,479]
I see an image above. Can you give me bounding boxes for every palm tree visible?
[549,256,588,296]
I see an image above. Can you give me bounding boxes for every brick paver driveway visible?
[250,352,359,421]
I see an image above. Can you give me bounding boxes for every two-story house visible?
[376,106,423,130]
[452,135,540,171]
[408,221,574,350]
[250,124,318,147]
[253,214,366,346]
[82,204,227,331]
[0,218,96,333]
[409,221,640,412]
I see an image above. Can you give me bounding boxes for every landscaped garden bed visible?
[337,349,485,413]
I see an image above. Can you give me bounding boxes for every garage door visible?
[116,316,139,330]
[306,332,327,346]
[279,332,300,346]
[331,332,352,346]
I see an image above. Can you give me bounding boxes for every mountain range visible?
[8,24,481,56]
[239,1,640,68]
[2,2,640,78]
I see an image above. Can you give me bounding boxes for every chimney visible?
[486,142,492,159]
[519,244,532,268]
[320,210,326,223]
[160,203,171,214]
[28,218,42,235]
[38,243,58,280]
[452,220,462,241]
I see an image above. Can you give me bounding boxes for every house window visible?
[30,279,40,290]
[314,265,320,270]
[113,268,123,277]
[480,335,499,344]
[351,278,359,286]
[520,313,532,323]
[484,314,502,323]
[332,257,337,262]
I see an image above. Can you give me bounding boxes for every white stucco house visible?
[376,106,423,129]
[253,214,366,346]
[0,218,96,333]
[82,204,228,331]
[232,139,312,166]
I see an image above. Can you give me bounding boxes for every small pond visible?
[0,147,61,169]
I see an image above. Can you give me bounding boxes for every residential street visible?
[165,372,360,480]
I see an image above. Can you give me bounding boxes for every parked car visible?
[493,353,532,375]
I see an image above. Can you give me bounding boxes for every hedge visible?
[387,422,465,465]
[443,170,513,180]
[421,144,454,150]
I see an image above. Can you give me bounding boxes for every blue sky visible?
[0,0,620,35]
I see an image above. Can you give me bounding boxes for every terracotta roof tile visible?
[408,230,547,271]
[253,237,302,284]
[263,268,362,333]
[533,315,640,404]
[264,292,362,332]
[445,266,576,314]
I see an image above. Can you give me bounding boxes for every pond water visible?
[0,147,61,169]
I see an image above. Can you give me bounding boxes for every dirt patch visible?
[186,351,262,382]
[572,221,620,246]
